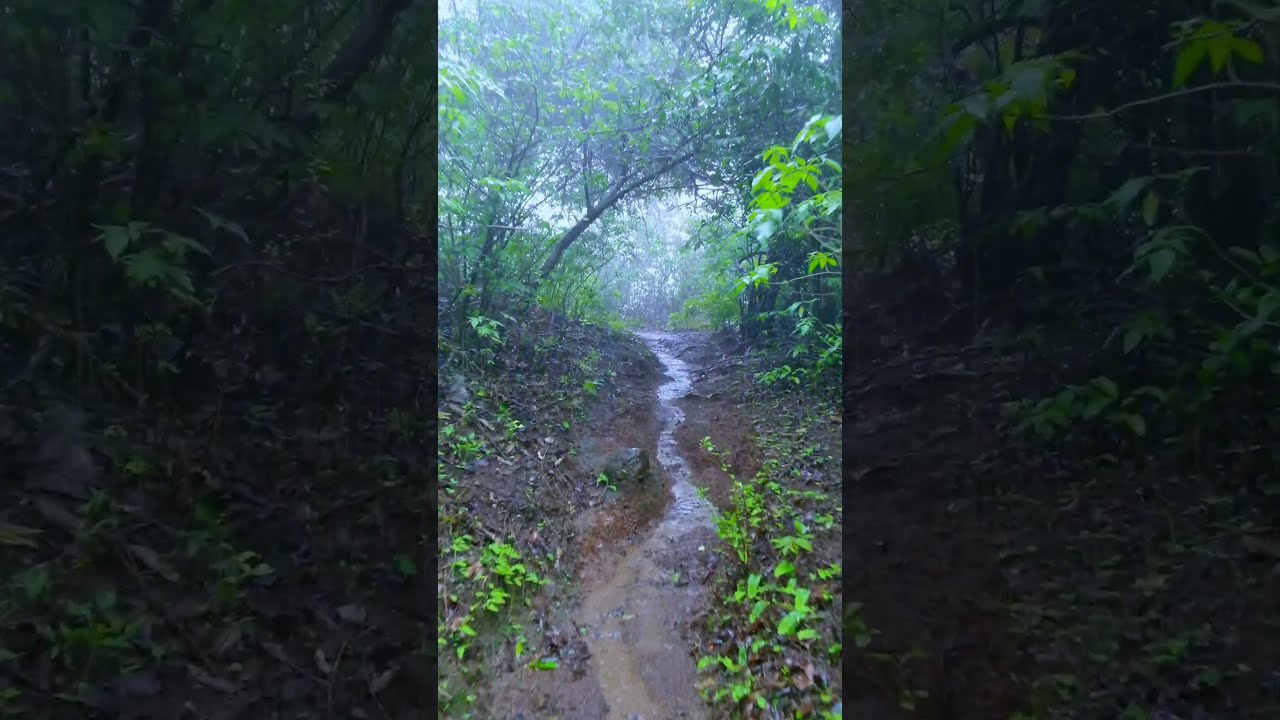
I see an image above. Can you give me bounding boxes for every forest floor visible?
[841,314,1280,720]
[1,326,437,717]
[439,320,841,720]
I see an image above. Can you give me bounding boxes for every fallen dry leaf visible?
[369,664,399,694]
[315,648,333,675]
[127,543,180,582]
[1243,534,1280,559]
[186,663,237,693]
[33,496,81,534]
[0,519,41,548]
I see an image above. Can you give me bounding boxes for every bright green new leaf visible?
[1173,41,1207,87]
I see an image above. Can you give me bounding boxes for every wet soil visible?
[570,332,718,720]
[488,331,722,720]
[479,328,844,719]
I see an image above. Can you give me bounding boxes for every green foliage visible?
[695,434,843,717]
[440,535,549,662]
[467,315,504,345]
[98,222,210,305]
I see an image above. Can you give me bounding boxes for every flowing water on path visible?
[574,332,719,720]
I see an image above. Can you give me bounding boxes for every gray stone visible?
[602,448,651,484]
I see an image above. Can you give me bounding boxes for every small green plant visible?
[596,472,617,492]
[694,421,846,718]
[771,519,814,557]
[214,550,274,607]
[442,536,548,661]
[98,221,210,305]
[41,590,151,680]
[467,315,504,344]
[698,644,767,709]
[14,563,53,604]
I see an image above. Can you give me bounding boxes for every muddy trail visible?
[449,322,841,719]
[489,331,722,720]
[574,332,718,720]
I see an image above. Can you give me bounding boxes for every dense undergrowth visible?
[2,3,441,715]
[839,0,1280,717]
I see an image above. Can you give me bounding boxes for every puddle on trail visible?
[574,332,718,720]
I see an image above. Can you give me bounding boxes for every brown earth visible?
[481,330,725,720]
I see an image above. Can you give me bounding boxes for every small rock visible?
[444,373,469,404]
[336,603,367,624]
[602,448,651,484]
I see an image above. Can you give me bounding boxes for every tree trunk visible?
[538,149,696,278]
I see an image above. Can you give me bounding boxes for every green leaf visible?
[755,191,788,210]
[774,560,795,577]
[1208,33,1231,72]
[1117,413,1147,437]
[1148,248,1176,282]
[1141,191,1159,226]
[195,207,249,243]
[1233,37,1264,63]
[752,168,774,192]
[777,612,800,636]
[161,232,210,257]
[101,226,131,260]
[824,115,842,141]
[960,93,990,120]
[792,587,811,614]
[1173,41,1207,88]
[1108,177,1152,209]
[1230,246,1261,265]
[1082,393,1113,419]
[1123,326,1144,354]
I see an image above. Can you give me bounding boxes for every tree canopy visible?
[439,0,842,380]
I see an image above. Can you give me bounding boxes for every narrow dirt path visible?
[483,331,723,719]
[572,331,718,720]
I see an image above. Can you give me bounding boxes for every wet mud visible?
[486,332,720,720]
[572,332,718,720]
